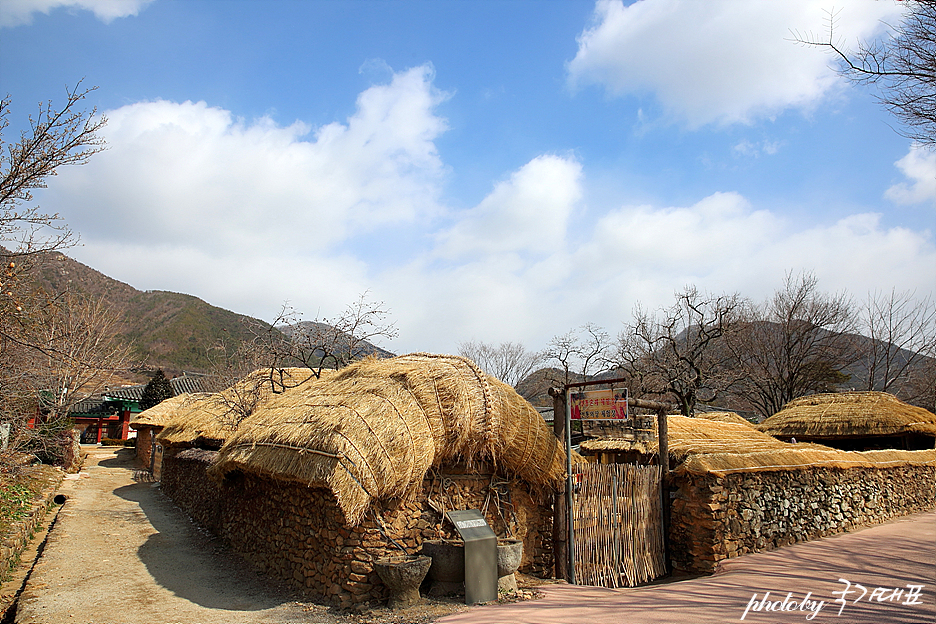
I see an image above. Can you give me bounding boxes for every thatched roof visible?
[130,393,197,430]
[694,411,753,426]
[677,448,936,476]
[157,368,320,449]
[758,392,936,439]
[210,354,568,525]
[579,415,809,465]
[155,393,234,449]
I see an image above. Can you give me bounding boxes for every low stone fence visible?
[1,465,65,583]
[159,449,554,608]
[669,457,936,573]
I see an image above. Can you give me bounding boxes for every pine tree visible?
[140,369,174,411]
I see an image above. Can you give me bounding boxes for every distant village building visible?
[757,391,936,451]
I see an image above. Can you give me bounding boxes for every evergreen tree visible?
[140,369,173,411]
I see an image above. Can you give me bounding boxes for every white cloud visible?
[437,155,583,257]
[567,0,904,128]
[885,144,936,207]
[35,65,935,357]
[49,65,449,256]
[0,0,153,27]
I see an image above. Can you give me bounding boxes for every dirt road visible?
[13,447,364,624]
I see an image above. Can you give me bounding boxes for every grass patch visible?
[0,466,60,538]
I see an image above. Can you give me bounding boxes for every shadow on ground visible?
[113,473,296,611]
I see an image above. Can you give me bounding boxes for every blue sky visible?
[2,0,934,356]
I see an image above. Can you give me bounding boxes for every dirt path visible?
[13,447,353,624]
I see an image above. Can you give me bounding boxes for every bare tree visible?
[856,288,936,397]
[3,291,131,461]
[726,272,857,419]
[203,292,398,428]
[457,340,545,387]
[1,81,105,255]
[1,83,108,462]
[792,3,936,146]
[612,286,743,417]
[544,323,611,387]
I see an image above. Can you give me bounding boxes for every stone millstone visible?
[373,555,432,609]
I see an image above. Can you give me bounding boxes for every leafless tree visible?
[3,291,131,460]
[457,340,545,387]
[544,322,611,387]
[611,286,744,417]
[726,272,858,419]
[792,3,936,146]
[856,288,936,398]
[1,81,105,256]
[0,83,109,464]
[203,293,398,428]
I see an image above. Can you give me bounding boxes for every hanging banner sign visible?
[570,388,628,420]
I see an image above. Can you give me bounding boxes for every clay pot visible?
[373,555,432,609]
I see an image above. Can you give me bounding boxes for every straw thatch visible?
[758,392,936,439]
[157,368,321,449]
[694,411,754,426]
[129,393,195,429]
[579,415,816,465]
[210,353,568,525]
[677,448,936,476]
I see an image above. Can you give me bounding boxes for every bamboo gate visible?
[552,382,671,588]
[571,462,666,587]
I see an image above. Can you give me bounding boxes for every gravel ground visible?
[11,447,543,624]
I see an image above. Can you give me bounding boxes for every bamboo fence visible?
[571,463,666,588]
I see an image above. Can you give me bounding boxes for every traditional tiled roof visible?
[104,374,209,401]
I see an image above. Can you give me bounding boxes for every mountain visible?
[22,251,396,376]
[279,321,396,362]
[24,251,277,374]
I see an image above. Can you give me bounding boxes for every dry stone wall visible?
[669,464,936,573]
[159,452,554,607]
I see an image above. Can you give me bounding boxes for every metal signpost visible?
[446,509,498,604]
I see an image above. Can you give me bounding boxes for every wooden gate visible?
[571,462,666,587]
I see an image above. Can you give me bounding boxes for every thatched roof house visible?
[578,414,813,466]
[155,367,320,450]
[758,392,936,451]
[210,353,567,525]
[129,393,198,431]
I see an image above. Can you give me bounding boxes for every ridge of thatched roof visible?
[129,393,197,429]
[694,411,754,426]
[209,353,568,525]
[579,415,813,465]
[677,448,936,476]
[758,392,936,439]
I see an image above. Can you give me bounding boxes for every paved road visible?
[439,510,936,624]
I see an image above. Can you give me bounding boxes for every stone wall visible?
[1,465,64,582]
[134,428,155,469]
[669,464,936,573]
[159,451,554,607]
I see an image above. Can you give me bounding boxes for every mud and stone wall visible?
[669,464,936,573]
[159,450,554,607]
[134,428,157,470]
[1,465,64,582]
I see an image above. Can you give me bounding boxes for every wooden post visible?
[656,407,670,573]
[549,387,570,581]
